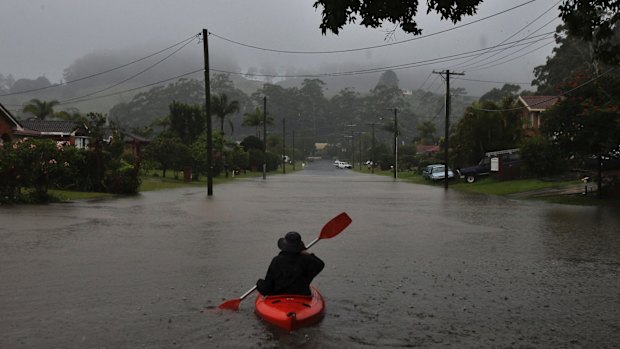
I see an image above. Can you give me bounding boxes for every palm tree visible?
[22,99,60,120]
[242,106,273,138]
[210,93,239,136]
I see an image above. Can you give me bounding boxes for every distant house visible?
[0,102,23,144]
[102,128,150,158]
[416,144,440,155]
[516,95,560,137]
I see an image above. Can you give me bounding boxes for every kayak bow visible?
[255,286,325,331]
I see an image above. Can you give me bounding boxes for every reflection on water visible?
[1,161,619,348]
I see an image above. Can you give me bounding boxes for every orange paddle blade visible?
[218,298,241,311]
[319,212,352,239]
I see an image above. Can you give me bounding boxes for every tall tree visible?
[22,99,59,120]
[211,93,240,135]
[540,72,620,196]
[242,107,273,138]
[532,25,600,94]
[478,84,521,103]
[450,99,522,167]
[417,121,436,145]
[559,0,620,65]
[376,70,400,89]
[168,101,205,145]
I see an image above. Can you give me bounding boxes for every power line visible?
[0,33,200,98]
[59,37,198,105]
[451,77,533,85]
[470,67,618,112]
[209,0,538,55]
[213,33,554,79]
[451,0,561,70]
[465,38,556,72]
[58,69,203,106]
[458,18,558,71]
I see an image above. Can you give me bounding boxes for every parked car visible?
[422,164,444,180]
[429,165,454,181]
[338,161,352,169]
[457,148,520,183]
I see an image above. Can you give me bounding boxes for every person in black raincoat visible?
[256,231,325,296]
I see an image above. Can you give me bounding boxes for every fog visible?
[1,0,562,99]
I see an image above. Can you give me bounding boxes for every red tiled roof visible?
[518,95,560,110]
[416,144,440,153]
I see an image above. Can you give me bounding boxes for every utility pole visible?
[433,69,464,189]
[366,122,377,174]
[358,133,362,171]
[292,130,295,171]
[282,118,286,174]
[345,123,356,166]
[263,96,267,180]
[385,108,398,179]
[203,29,213,196]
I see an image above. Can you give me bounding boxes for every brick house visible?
[1,102,149,155]
[0,102,23,144]
[516,95,560,137]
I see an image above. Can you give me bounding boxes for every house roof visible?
[518,95,560,111]
[0,102,23,130]
[19,118,82,134]
[416,144,440,153]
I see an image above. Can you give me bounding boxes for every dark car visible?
[458,149,520,183]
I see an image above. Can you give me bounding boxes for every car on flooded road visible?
[428,165,454,181]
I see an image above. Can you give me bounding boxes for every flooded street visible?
[1,160,619,348]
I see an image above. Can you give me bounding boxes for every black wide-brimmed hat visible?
[277,231,306,253]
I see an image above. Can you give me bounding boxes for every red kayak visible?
[255,286,325,331]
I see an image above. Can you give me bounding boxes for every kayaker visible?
[256,231,325,296]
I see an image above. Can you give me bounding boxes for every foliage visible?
[450,99,522,167]
[228,144,250,171]
[416,121,436,145]
[168,101,205,145]
[104,160,141,194]
[312,0,483,35]
[479,84,521,103]
[242,106,273,138]
[0,138,71,203]
[240,135,264,152]
[540,72,620,166]
[109,78,204,129]
[22,98,59,120]
[559,1,620,65]
[211,93,240,135]
[532,25,602,94]
[519,136,567,177]
[144,136,191,178]
[376,70,399,89]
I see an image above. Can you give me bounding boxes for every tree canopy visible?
[313,0,483,35]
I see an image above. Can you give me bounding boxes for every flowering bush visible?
[1,138,70,202]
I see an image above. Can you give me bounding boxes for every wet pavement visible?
[1,160,619,348]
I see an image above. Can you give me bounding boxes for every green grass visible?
[47,189,114,201]
[450,177,580,196]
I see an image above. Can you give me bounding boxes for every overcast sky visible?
[1,0,563,96]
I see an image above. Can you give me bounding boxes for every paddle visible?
[218,212,352,311]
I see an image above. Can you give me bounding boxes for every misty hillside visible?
[1,46,479,143]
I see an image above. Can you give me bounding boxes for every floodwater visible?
[1,160,619,348]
